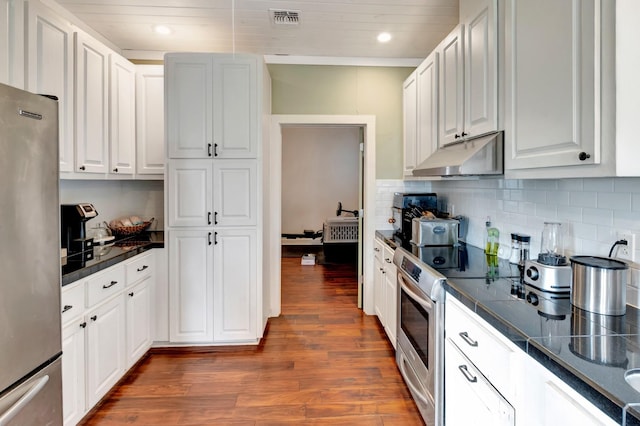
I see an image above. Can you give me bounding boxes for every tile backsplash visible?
[376,177,640,302]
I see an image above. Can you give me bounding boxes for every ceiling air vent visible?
[270,9,300,26]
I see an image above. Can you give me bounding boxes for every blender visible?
[523,222,572,302]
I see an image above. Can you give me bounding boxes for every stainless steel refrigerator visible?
[0,83,62,425]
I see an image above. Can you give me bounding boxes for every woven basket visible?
[105,218,154,237]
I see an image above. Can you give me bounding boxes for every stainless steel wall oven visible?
[394,247,446,426]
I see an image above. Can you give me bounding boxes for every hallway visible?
[80,258,423,425]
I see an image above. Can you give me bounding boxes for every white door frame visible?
[267,114,376,317]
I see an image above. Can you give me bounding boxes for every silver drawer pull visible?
[458,365,478,383]
[136,265,149,272]
[459,331,478,347]
[103,280,118,289]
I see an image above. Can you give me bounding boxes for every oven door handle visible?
[398,350,432,407]
[398,273,433,310]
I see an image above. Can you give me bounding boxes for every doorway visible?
[267,115,376,318]
[280,125,360,268]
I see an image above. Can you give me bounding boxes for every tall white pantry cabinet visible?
[164,53,269,344]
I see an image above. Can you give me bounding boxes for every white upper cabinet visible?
[24,0,74,172]
[438,0,498,146]
[136,65,165,176]
[213,160,257,227]
[0,0,24,89]
[462,0,498,138]
[167,160,213,227]
[404,50,440,179]
[74,31,110,173]
[615,0,640,177]
[416,51,439,167]
[166,53,258,159]
[212,56,258,158]
[166,54,213,159]
[402,71,418,177]
[504,0,602,170]
[109,53,136,175]
[438,25,465,146]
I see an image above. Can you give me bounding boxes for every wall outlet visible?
[617,233,636,262]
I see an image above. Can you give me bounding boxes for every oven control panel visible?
[401,256,422,282]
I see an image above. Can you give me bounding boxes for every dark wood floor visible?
[80,258,424,425]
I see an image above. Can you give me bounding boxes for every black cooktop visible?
[399,239,520,281]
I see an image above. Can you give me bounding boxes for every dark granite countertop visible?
[375,230,640,424]
[62,231,164,286]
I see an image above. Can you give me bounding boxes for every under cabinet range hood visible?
[412,131,504,177]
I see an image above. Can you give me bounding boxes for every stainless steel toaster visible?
[411,218,459,247]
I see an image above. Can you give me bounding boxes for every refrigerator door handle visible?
[0,375,49,425]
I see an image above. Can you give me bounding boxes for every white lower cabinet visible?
[373,238,397,348]
[445,339,514,426]
[522,356,617,426]
[85,295,126,408]
[445,295,617,426]
[168,230,214,343]
[213,229,257,342]
[61,317,86,426]
[61,251,156,425]
[168,228,259,344]
[125,277,153,369]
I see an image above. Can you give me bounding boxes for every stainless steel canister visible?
[570,256,629,316]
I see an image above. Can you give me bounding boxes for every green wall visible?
[268,64,414,179]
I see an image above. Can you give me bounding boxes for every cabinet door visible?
[109,53,136,175]
[505,0,599,169]
[75,31,110,173]
[166,54,213,159]
[402,71,418,177]
[373,254,385,322]
[61,319,86,426]
[463,0,497,138]
[416,52,439,167]
[86,295,126,407]
[213,160,257,226]
[212,55,258,158]
[213,229,257,342]
[125,278,152,369]
[0,0,24,88]
[167,160,213,227]
[169,230,214,342]
[25,0,74,172]
[522,356,616,426]
[136,65,165,175]
[382,247,397,348]
[438,25,465,146]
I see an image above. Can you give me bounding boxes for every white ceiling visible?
[55,0,459,62]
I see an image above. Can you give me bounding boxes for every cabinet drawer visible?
[86,265,125,307]
[374,239,384,262]
[61,282,85,325]
[125,252,154,286]
[446,297,515,397]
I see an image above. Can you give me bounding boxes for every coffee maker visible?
[61,203,98,257]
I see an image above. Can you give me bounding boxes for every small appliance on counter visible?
[61,203,98,259]
[391,192,437,243]
[524,222,571,297]
[570,256,629,316]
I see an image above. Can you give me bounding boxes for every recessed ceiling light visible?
[153,25,172,35]
[377,32,392,43]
